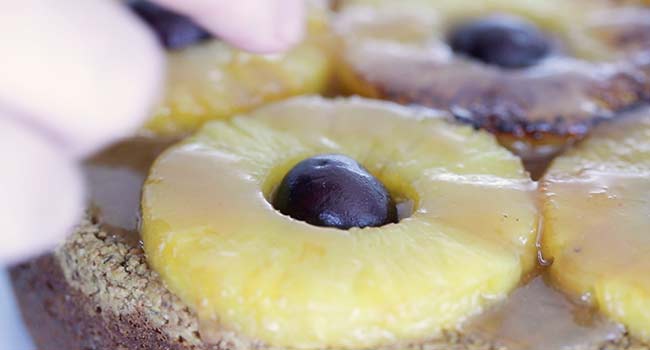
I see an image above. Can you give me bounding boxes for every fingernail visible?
[275,0,305,48]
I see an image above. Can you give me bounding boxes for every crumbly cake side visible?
[9,214,649,350]
[10,215,258,350]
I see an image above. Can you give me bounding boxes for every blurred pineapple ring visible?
[142,97,539,349]
[541,108,650,341]
[335,0,650,159]
[143,8,333,136]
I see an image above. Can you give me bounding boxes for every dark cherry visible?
[448,15,551,69]
[273,155,398,230]
[128,0,212,50]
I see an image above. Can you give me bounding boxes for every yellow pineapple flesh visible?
[541,107,650,341]
[334,0,650,171]
[143,9,333,136]
[141,97,539,349]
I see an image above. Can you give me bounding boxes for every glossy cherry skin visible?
[448,15,551,69]
[128,0,212,50]
[273,155,398,229]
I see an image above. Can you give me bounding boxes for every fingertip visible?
[274,0,306,50]
[153,0,306,54]
[0,0,165,158]
[210,0,305,54]
[0,117,84,265]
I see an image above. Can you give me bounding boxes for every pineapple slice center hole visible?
[262,154,417,229]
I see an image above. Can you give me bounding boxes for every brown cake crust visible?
[11,255,193,350]
[10,217,256,350]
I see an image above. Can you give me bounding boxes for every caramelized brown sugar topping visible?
[335,0,650,154]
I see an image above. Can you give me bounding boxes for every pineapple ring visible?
[142,8,333,136]
[335,0,650,158]
[541,107,650,341]
[142,97,539,349]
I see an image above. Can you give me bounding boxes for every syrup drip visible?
[535,215,553,268]
[463,276,623,350]
[522,152,558,181]
[84,137,175,246]
[84,137,629,349]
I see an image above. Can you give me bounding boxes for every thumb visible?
[0,116,83,265]
[0,0,164,158]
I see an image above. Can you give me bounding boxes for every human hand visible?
[0,0,305,265]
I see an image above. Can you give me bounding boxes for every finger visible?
[0,116,83,265]
[152,0,305,53]
[0,0,165,158]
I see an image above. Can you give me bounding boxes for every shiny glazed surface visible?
[141,97,539,348]
[335,0,650,153]
[542,107,650,341]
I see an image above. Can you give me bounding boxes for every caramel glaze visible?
[335,4,650,169]
[84,137,628,349]
[463,274,623,350]
[84,137,177,247]
[342,63,650,173]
